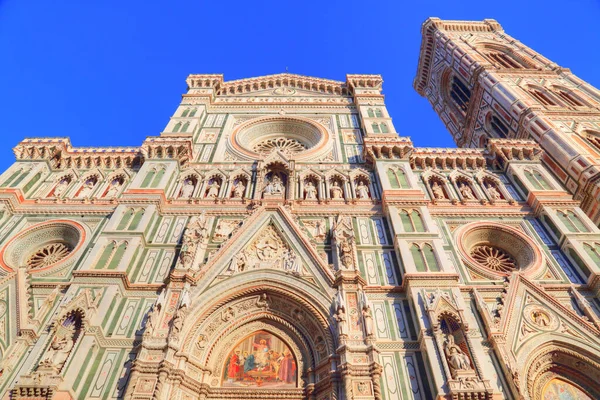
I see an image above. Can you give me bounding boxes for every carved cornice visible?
[141,136,193,166]
[13,138,143,170]
[363,136,413,162]
[409,147,488,170]
[487,138,543,165]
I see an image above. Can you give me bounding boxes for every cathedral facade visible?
[0,18,599,400]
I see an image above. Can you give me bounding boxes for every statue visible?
[105,178,123,198]
[206,180,220,198]
[180,178,195,198]
[485,183,502,200]
[144,305,160,337]
[263,174,285,196]
[170,303,187,339]
[330,181,344,199]
[444,334,472,372]
[284,250,301,275]
[338,237,354,270]
[431,181,446,200]
[232,180,245,199]
[78,178,96,198]
[53,178,69,197]
[458,183,475,200]
[356,181,370,199]
[40,325,75,371]
[179,229,197,268]
[304,180,318,200]
[314,220,326,238]
[335,306,348,337]
[229,252,247,273]
[362,304,374,337]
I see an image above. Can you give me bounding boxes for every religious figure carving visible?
[105,178,123,198]
[256,293,270,309]
[330,180,344,199]
[444,334,472,373]
[144,305,160,337]
[431,181,446,200]
[458,183,475,199]
[485,183,502,200]
[39,324,76,372]
[264,174,285,196]
[532,310,550,327]
[356,181,370,199]
[232,180,245,199]
[78,178,96,198]
[170,305,186,339]
[229,252,247,273]
[304,180,318,200]
[338,237,354,270]
[206,180,220,198]
[362,304,374,338]
[53,178,70,197]
[180,178,195,198]
[335,306,348,337]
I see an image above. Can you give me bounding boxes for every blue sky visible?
[1,0,599,172]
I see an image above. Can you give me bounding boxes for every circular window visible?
[455,222,543,278]
[229,116,330,160]
[0,220,85,273]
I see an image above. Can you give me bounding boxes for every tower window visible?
[372,123,381,133]
[556,90,586,107]
[380,123,389,133]
[529,89,559,106]
[487,52,525,69]
[367,108,374,117]
[490,116,509,138]
[375,108,383,117]
[450,77,471,113]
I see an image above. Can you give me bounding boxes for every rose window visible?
[26,242,73,269]
[252,137,307,155]
[470,245,516,273]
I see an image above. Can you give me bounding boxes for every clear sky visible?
[1,0,599,172]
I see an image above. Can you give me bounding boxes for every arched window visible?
[367,108,374,117]
[23,172,42,194]
[400,210,425,232]
[189,108,197,117]
[141,169,156,188]
[556,89,587,107]
[375,108,383,117]
[10,169,32,188]
[380,123,389,133]
[181,122,190,133]
[489,116,509,138]
[410,243,440,272]
[558,210,587,233]
[2,168,24,187]
[95,241,128,270]
[128,209,145,230]
[117,208,135,230]
[529,88,559,106]
[150,168,165,188]
[485,51,527,69]
[181,109,190,117]
[387,168,408,189]
[450,76,471,113]
[372,123,381,134]
[583,243,600,266]
[524,169,552,190]
[172,122,182,133]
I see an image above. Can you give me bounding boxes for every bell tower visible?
[414,18,600,225]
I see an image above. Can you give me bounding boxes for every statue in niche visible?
[39,324,76,371]
[485,183,502,200]
[314,220,326,238]
[330,180,344,199]
[232,180,246,199]
[264,173,285,196]
[229,252,247,273]
[444,334,472,372]
[78,178,96,198]
[144,305,160,337]
[362,304,374,337]
[304,180,318,200]
[458,182,475,200]
[170,294,189,340]
[335,306,348,337]
[189,213,209,241]
[206,180,220,198]
[53,177,70,197]
[105,178,123,198]
[338,236,354,270]
[180,178,195,198]
[356,181,370,199]
[431,181,446,200]
[284,250,301,275]
[532,310,550,327]
[179,229,197,269]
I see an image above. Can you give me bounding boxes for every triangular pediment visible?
[496,274,600,356]
[195,206,335,293]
